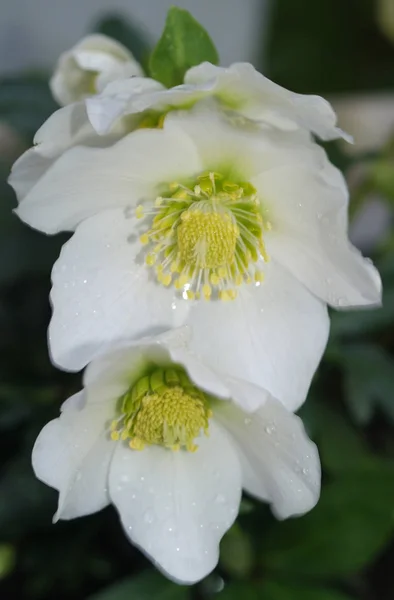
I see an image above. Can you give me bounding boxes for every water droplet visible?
[171,302,177,310]
[244,417,252,426]
[215,494,226,504]
[176,547,180,552]
[131,494,136,500]
[128,525,133,531]
[144,509,154,524]
[140,476,145,482]
[83,279,88,284]
[265,424,276,435]
[302,468,309,475]
[120,474,129,483]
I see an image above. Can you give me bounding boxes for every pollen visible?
[177,210,239,269]
[136,171,271,300]
[110,367,212,452]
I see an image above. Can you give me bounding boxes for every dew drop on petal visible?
[144,509,154,524]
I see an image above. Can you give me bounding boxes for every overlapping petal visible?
[49,209,191,370]
[188,261,329,411]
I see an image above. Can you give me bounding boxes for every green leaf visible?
[260,581,353,600]
[149,7,219,88]
[370,159,394,203]
[0,544,16,579]
[88,570,190,600]
[300,402,376,473]
[341,344,394,425]
[262,466,394,578]
[329,285,394,338]
[216,582,261,600]
[220,523,254,578]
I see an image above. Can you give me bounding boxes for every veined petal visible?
[255,163,382,307]
[15,126,202,234]
[49,209,191,371]
[185,62,348,141]
[163,107,321,181]
[216,396,321,519]
[109,421,242,584]
[32,391,114,521]
[188,262,329,412]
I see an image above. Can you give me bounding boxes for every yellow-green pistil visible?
[136,171,271,300]
[111,367,212,452]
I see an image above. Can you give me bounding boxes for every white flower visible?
[86,61,350,141]
[11,108,381,411]
[50,34,143,106]
[32,329,320,584]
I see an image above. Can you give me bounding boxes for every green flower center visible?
[110,367,212,452]
[136,172,271,300]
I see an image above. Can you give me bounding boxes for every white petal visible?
[254,163,382,307]
[32,391,115,520]
[83,329,192,404]
[109,421,242,584]
[163,107,320,181]
[185,62,347,141]
[216,396,321,519]
[188,262,329,412]
[15,126,201,234]
[49,209,191,371]
[50,34,141,106]
[87,78,164,134]
[9,102,94,201]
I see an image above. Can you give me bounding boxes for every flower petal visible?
[87,78,165,134]
[9,102,95,201]
[216,396,321,519]
[163,107,319,181]
[188,261,329,412]
[185,62,348,141]
[32,391,114,521]
[254,163,382,307]
[83,328,192,404]
[109,421,242,584]
[15,126,202,234]
[49,209,191,371]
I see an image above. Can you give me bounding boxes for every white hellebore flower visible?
[50,34,143,106]
[86,61,350,141]
[32,329,321,584]
[11,108,381,412]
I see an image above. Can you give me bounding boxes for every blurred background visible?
[1,1,394,599]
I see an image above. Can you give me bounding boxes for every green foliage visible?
[259,581,353,600]
[262,468,394,578]
[219,523,254,579]
[88,570,190,600]
[149,7,219,88]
